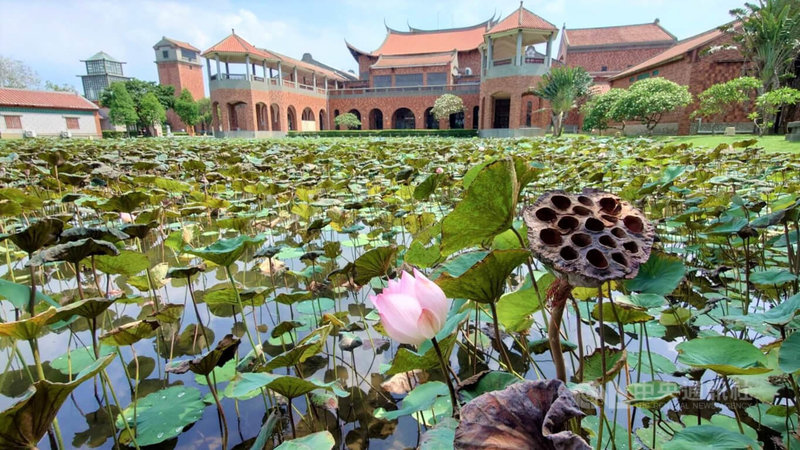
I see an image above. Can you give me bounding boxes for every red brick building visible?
[199,4,561,137]
[154,37,206,133]
[609,23,750,135]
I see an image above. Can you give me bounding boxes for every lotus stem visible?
[30,337,65,449]
[596,286,607,450]
[205,373,229,449]
[225,266,264,364]
[547,278,572,383]
[187,281,211,350]
[488,300,514,373]
[101,369,140,450]
[28,260,36,315]
[431,336,459,418]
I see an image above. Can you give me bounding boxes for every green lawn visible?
[651,134,799,153]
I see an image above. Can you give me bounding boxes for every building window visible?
[525,101,533,127]
[373,75,391,88]
[4,115,22,129]
[652,70,659,76]
[162,50,169,59]
[464,67,473,76]
[181,49,197,61]
[394,73,423,87]
[636,73,650,80]
[601,66,608,72]
[65,117,80,129]
[629,77,635,82]
[426,73,447,86]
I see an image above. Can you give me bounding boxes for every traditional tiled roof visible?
[154,36,200,52]
[488,5,558,34]
[203,33,279,60]
[370,22,489,56]
[564,22,676,48]
[612,23,733,80]
[83,51,123,63]
[371,51,456,69]
[203,33,348,81]
[0,88,98,111]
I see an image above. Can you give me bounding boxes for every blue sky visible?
[0,0,744,93]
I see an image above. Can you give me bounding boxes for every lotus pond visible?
[0,136,798,449]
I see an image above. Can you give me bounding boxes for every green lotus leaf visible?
[676,336,769,376]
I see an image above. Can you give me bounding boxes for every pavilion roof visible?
[487,4,558,34]
[371,51,456,69]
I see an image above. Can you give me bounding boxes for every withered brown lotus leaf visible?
[454,379,590,450]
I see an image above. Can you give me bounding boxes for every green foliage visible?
[334,112,361,130]
[533,66,593,136]
[750,86,800,134]
[610,77,692,134]
[726,0,800,91]
[173,88,199,129]
[692,77,761,131]
[100,79,174,136]
[431,94,465,121]
[196,97,213,131]
[102,82,137,128]
[581,88,627,134]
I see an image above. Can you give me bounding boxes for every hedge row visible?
[288,129,478,138]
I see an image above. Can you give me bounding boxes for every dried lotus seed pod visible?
[522,189,654,288]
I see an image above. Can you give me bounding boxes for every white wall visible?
[0,109,98,138]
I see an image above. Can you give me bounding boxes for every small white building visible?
[0,88,101,139]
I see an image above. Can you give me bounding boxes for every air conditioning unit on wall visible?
[23,130,36,138]
[60,131,72,138]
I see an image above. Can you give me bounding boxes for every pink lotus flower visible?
[435,167,444,174]
[370,269,449,346]
[119,212,134,223]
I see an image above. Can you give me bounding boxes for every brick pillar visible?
[509,95,520,129]
[220,103,229,132]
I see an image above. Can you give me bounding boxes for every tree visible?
[101,82,137,131]
[334,112,361,130]
[610,78,692,135]
[100,79,174,136]
[726,0,800,92]
[581,88,627,135]
[533,66,593,137]
[197,98,214,134]
[749,86,800,135]
[0,55,40,89]
[139,92,166,136]
[44,81,78,94]
[173,89,199,132]
[692,76,761,133]
[431,94,464,121]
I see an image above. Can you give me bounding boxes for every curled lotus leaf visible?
[166,264,206,279]
[166,334,240,376]
[0,355,115,448]
[183,234,266,267]
[30,238,119,265]
[119,221,158,240]
[6,218,64,254]
[59,227,129,243]
[99,319,160,346]
[454,379,590,450]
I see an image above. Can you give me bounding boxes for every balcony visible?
[484,58,550,80]
[209,74,328,96]
[328,83,480,99]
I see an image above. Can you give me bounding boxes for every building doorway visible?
[493,98,510,129]
[424,107,438,129]
[393,108,415,129]
[369,109,383,130]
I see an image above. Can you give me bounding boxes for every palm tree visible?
[533,66,593,137]
[727,0,800,93]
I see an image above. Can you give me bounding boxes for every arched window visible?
[525,101,533,127]
[393,108,415,129]
[472,105,479,129]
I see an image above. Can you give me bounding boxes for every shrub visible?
[288,129,477,138]
[610,78,692,135]
[334,113,361,130]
